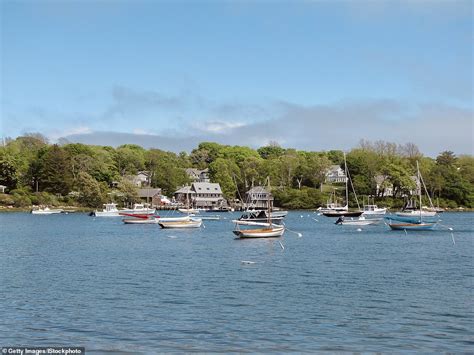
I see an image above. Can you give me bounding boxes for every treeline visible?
[0,134,473,209]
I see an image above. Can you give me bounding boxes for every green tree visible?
[76,172,105,207]
[38,145,73,195]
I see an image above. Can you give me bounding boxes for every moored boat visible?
[233,225,285,238]
[92,203,120,217]
[158,218,202,229]
[386,161,438,231]
[335,216,381,226]
[31,206,63,215]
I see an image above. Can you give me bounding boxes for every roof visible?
[247,186,270,194]
[138,188,162,198]
[328,165,343,172]
[192,182,222,194]
[175,186,196,194]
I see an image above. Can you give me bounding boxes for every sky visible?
[1,0,473,156]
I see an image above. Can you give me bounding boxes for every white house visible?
[127,171,151,187]
[325,165,347,183]
[185,168,210,183]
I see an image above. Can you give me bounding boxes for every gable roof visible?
[247,186,270,194]
[192,182,222,194]
[175,185,195,194]
[138,188,162,198]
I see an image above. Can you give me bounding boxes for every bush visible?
[273,187,324,209]
[0,193,15,206]
[13,193,32,207]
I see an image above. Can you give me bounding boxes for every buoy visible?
[241,260,255,265]
[357,228,362,232]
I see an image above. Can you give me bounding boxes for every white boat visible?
[362,204,387,216]
[158,218,202,229]
[92,203,120,217]
[120,203,156,215]
[123,217,159,224]
[233,225,285,238]
[158,215,192,222]
[233,178,285,238]
[395,209,437,218]
[335,216,381,226]
[178,208,199,214]
[31,207,63,215]
[322,155,363,218]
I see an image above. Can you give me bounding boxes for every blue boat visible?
[385,161,438,232]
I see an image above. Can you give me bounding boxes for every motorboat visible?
[91,203,120,217]
[121,203,156,215]
[335,216,381,226]
[31,207,63,215]
[362,204,387,216]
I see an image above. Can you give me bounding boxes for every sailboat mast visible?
[344,152,349,209]
[267,177,271,226]
[417,161,422,221]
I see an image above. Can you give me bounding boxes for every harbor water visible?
[1,211,473,352]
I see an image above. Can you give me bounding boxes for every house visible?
[185,168,210,183]
[138,188,162,206]
[192,182,225,209]
[375,175,394,197]
[0,185,6,193]
[325,165,347,183]
[374,175,420,197]
[174,185,196,206]
[127,171,151,187]
[175,182,226,209]
[245,186,273,209]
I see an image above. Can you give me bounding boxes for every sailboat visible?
[158,190,202,228]
[322,153,363,217]
[233,178,285,238]
[385,161,438,231]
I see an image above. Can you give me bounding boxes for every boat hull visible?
[323,211,363,217]
[388,222,437,231]
[123,218,159,224]
[158,219,202,228]
[233,226,285,238]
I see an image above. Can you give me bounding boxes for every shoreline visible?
[1,207,473,213]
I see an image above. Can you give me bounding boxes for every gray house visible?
[245,186,273,209]
[138,188,162,206]
[175,182,226,209]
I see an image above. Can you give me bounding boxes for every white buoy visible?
[300,215,304,218]
[449,227,453,231]
[357,228,362,232]
[297,233,303,237]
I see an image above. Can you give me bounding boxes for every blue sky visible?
[1,0,472,155]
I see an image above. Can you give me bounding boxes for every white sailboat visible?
[233,178,285,238]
